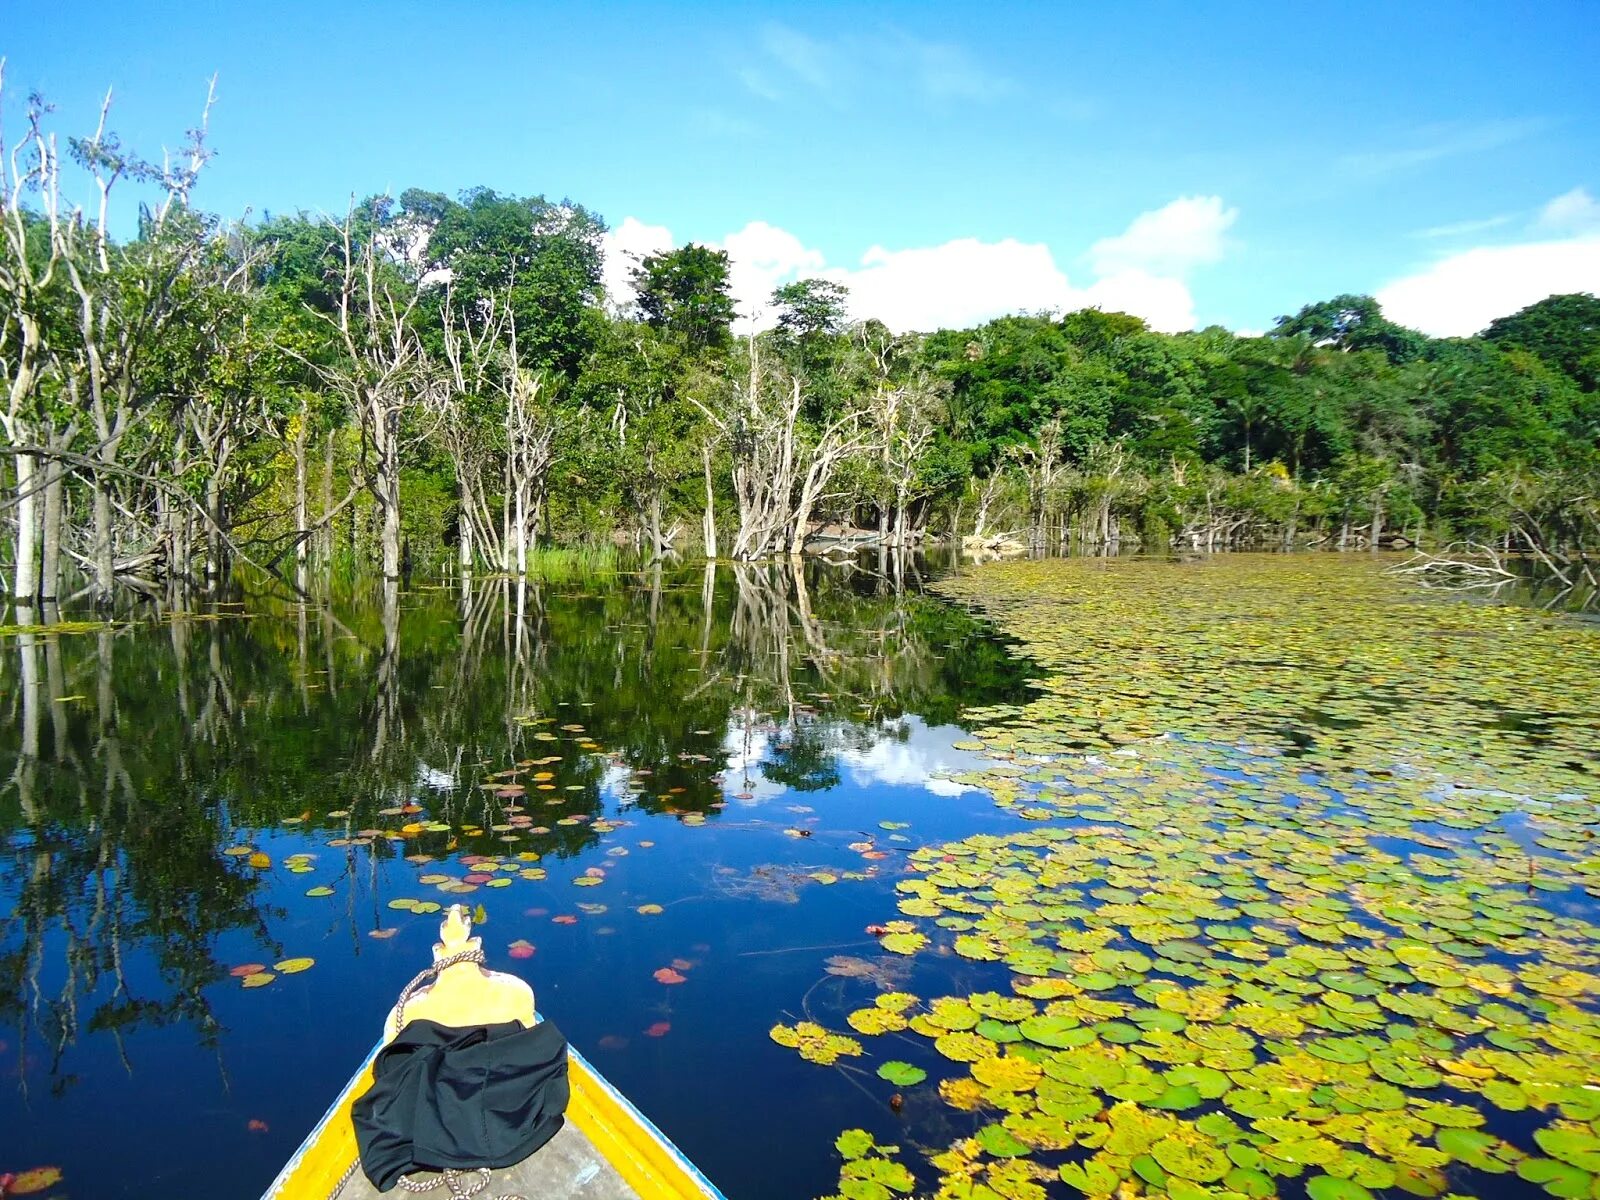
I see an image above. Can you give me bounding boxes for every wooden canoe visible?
[260,1029,727,1199]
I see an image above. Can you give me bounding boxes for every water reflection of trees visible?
[0,556,1031,1081]
[2,602,273,1095]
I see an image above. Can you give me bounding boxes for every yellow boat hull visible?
[262,1032,725,1199]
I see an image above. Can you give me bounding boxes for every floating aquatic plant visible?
[806,558,1600,1200]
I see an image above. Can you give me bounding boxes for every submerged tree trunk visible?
[458,478,474,576]
[321,430,336,566]
[13,451,38,604]
[294,405,309,572]
[648,490,663,561]
[701,443,718,560]
[380,474,402,580]
[514,485,528,576]
[204,469,223,589]
[92,456,114,606]
[40,452,65,602]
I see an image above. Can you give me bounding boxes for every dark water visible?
[0,558,1036,1199]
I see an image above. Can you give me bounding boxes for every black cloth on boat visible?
[351,1017,570,1191]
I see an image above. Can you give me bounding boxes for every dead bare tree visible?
[499,312,555,574]
[54,78,218,603]
[1014,417,1065,551]
[318,207,427,580]
[882,375,942,549]
[692,336,791,558]
[970,463,1011,542]
[1,64,65,604]
[435,289,555,574]
[434,290,498,571]
[692,336,875,559]
[700,432,721,559]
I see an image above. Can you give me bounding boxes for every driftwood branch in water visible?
[1385,542,1518,589]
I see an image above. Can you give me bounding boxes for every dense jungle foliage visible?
[3,81,1598,605]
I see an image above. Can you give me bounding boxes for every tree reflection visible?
[0,557,1032,1089]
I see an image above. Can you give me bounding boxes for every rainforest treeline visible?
[3,78,1598,604]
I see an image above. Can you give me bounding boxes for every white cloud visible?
[1089,195,1237,277]
[598,197,1231,335]
[823,237,1075,331]
[1079,270,1198,334]
[599,216,674,313]
[1535,186,1600,236]
[736,66,782,102]
[1377,235,1600,336]
[818,232,1204,333]
[722,221,825,327]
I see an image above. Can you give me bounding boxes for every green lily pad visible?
[876,1061,927,1087]
[1517,1158,1594,1200]
[1305,1176,1374,1200]
[976,1123,1030,1158]
[1151,1130,1230,1182]
[835,1129,875,1160]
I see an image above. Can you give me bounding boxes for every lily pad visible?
[876,1061,927,1087]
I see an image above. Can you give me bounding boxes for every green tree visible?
[1482,293,1600,391]
[1273,294,1428,364]
[417,187,606,376]
[771,278,849,342]
[632,244,737,354]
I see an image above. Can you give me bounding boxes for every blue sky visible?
[6,1,1598,335]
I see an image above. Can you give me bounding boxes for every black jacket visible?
[351,1018,570,1191]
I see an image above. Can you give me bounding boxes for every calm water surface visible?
[0,558,1036,1199]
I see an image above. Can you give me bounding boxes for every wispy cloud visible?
[1339,118,1547,178]
[736,22,1016,107]
[735,66,782,102]
[759,23,834,92]
[904,37,1016,102]
[1410,214,1514,239]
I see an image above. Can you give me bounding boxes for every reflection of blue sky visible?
[715,714,995,806]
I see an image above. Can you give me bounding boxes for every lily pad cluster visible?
[934,556,1598,794]
[796,558,1600,1200]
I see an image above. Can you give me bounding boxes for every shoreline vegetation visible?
[3,72,1598,615]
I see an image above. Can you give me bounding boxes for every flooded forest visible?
[3,51,1600,1200]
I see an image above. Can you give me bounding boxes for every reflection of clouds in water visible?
[599,761,632,800]
[839,717,991,797]
[721,723,789,805]
[417,763,456,790]
[714,714,994,806]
